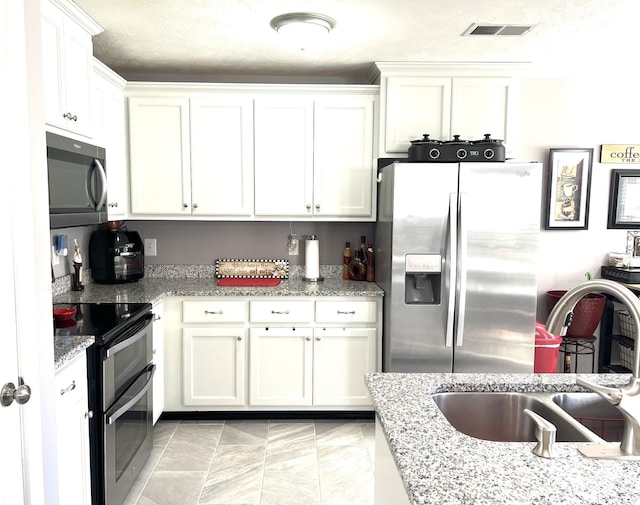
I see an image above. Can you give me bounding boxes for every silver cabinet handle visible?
[237,336,242,341]
[193,203,199,209]
[153,314,162,321]
[271,310,290,315]
[337,310,356,315]
[305,336,311,341]
[85,410,94,419]
[182,203,188,208]
[315,336,321,341]
[63,112,77,121]
[306,204,311,210]
[315,204,320,210]
[60,381,76,396]
[204,310,223,315]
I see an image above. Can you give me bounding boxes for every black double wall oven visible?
[55,302,155,505]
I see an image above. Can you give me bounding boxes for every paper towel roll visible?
[304,236,320,280]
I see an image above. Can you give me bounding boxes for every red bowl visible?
[53,307,77,321]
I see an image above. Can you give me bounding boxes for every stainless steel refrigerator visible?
[376,161,542,373]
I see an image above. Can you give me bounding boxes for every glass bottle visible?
[342,242,351,279]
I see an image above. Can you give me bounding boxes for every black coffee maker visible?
[89,229,144,283]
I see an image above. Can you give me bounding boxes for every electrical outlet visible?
[144,238,157,257]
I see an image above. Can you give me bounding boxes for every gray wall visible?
[51,221,375,278]
[127,220,375,266]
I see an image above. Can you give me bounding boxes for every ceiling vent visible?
[463,24,535,36]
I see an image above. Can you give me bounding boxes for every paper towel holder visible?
[303,234,324,283]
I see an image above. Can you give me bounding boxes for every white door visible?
[254,97,314,217]
[190,96,254,216]
[3,2,57,503]
[314,96,375,218]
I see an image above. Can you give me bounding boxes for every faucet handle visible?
[576,376,622,405]
[523,408,557,458]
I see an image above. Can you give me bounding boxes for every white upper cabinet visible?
[254,93,376,220]
[254,97,314,218]
[190,96,254,217]
[375,63,524,159]
[313,96,375,218]
[41,0,102,137]
[92,59,128,219]
[126,84,378,221]
[128,96,191,215]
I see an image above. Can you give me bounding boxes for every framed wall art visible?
[545,148,593,230]
[607,169,640,229]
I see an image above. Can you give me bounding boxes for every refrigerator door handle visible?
[445,193,457,348]
[456,192,468,347]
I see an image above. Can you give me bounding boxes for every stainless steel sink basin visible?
[552,392,625,442]
[432,392,602,443]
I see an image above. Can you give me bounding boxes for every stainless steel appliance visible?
[89,230,145,284]
[375,161,542,372]
[47,132,107,228]
[54,302,154,505]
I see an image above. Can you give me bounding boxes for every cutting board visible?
[217,278,282,287]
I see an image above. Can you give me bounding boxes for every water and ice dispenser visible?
[405,254,442,304]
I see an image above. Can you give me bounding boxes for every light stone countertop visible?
[366,372,640,505]
[52,276,383,305]
[52,269,382,368]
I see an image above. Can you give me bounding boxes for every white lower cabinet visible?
[249,327,313,406]
[55,353,92,505]
[182,327,246,406]
[163,295,381,411]
[313,327,376,406]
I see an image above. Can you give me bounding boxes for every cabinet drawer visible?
[55,354,88,407]
[249,300,314,323]
[315,300,378,323]
[183,300,246,323]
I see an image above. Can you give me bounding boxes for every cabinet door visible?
[40,1,93,136]
[314,96,375,218]
[451,77,519,158]
[92,64,128,219]
[152,301,164,424]
[190,96,254,216]
[128,96,191,214]
[313,327,376,406]
[183,327,245,406]
[382,76,451,154]
[62,19,94,136]
[55,354,92,505]
[254,98,314,217]
[249,327,313,406]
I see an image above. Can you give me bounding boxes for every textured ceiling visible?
[74,0,640,83]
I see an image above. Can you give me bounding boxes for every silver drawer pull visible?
[271,310,290,315]
[60,381,76,395]
[337,310,356,315]
[204,310,223,315]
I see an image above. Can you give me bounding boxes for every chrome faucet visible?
[546,278,640,457]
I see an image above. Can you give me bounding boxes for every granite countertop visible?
[54,334,94,371]
[53,276,383,305]
[366,372,640,505]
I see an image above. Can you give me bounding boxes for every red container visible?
[534,322,563,373]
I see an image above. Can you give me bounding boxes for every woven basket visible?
[618,342,635,370]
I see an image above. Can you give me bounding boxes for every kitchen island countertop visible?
[54,334,94,370]
[366,372,640,505]
[53,276,383,305]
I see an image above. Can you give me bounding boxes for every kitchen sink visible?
[432,392,603,443]
[551,392,625,442]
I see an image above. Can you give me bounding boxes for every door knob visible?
[1,381,31,407]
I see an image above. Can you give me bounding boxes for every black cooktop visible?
[53,302,151,344]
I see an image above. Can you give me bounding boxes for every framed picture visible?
[608,169,640,229]
[545,148,593,230]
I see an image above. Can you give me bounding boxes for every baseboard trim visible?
[159,410,375,421]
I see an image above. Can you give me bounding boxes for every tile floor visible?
[123,419,375,505]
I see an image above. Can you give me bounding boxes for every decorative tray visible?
[215,259,289,279]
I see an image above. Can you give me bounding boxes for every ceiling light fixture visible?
[270,12,335,49]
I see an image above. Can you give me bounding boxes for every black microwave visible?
[47,132,108,228]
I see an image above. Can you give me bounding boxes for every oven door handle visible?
[105,314,153,359]
[105,363,155,425]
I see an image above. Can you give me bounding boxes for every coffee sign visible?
[600,144,640,164]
